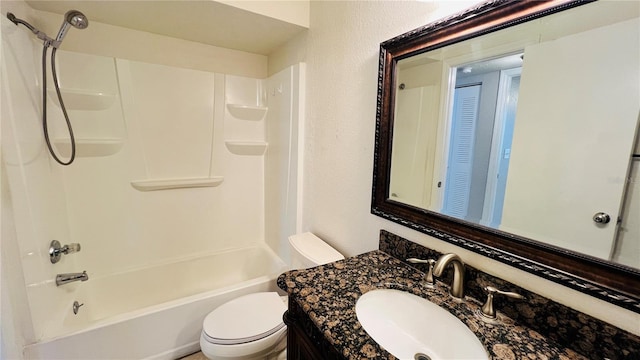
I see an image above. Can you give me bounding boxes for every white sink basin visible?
[355,289,488,360]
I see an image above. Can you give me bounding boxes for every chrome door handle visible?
[593,212,611,224]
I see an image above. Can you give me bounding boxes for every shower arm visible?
[6,13,61,48]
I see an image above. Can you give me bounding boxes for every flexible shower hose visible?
[42,44,76,165]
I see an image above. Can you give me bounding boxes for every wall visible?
[55,56,269,279]
[269,0,640,335]
[219,0,310,28]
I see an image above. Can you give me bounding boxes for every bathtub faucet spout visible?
[56,271,89,286]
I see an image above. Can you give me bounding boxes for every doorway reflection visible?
[442,55,522,228]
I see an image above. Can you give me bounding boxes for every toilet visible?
[199,232,344,360]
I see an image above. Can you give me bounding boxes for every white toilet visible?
[199,232,344,360]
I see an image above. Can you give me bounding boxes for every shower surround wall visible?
[2,15,303,356]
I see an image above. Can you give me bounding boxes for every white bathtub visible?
[24,245,289,360]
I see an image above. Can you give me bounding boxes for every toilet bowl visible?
[200,292,288,360]
[200,232,344,360]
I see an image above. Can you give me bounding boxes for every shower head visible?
[54,10,88,44]
[66,10,89,29]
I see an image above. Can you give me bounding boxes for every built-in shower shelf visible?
[131,177,224,191]
[225,141,268,155]
[54,138,124,157]
[48,88,117,111]
[226,104,268,121]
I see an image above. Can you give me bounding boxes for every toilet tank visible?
[288,232,344,269]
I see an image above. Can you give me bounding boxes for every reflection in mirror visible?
[387,0,639,269]
[442,54,522,229]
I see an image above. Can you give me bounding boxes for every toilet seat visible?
[202,292,287,345]
[202,323,286,345]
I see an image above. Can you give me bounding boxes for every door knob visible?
[593,212,611,224]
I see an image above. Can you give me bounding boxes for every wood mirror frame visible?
[371,0,640,312]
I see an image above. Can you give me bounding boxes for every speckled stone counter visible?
[378,230,640,359]
[277,250,587,360]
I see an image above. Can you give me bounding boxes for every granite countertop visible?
[277,250,588,360]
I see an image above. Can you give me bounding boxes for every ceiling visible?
[26,0,307,55]
[456,53,523,79]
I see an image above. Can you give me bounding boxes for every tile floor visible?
[178,351,206,360]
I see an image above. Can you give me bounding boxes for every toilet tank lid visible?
[289,232,344,265]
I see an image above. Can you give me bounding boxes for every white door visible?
[482,68,521,228]
[501,18,640,259]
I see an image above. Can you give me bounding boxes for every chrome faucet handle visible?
[407,258,436,286]
[49,240,81,264]
[480,285,525,319]
[64,243,81,253]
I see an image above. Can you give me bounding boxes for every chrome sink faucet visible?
[433,253,465,299]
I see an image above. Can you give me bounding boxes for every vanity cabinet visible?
[283,298,343,360]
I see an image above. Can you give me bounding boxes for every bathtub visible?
[24,245,289,360]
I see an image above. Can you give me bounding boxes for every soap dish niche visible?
[54,138,124,157]
[225,141,268,156]
[226,104,268,121]
[48,88,117,111]
[131,177,224,191]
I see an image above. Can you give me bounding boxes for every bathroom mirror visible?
[371,0,640,311]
